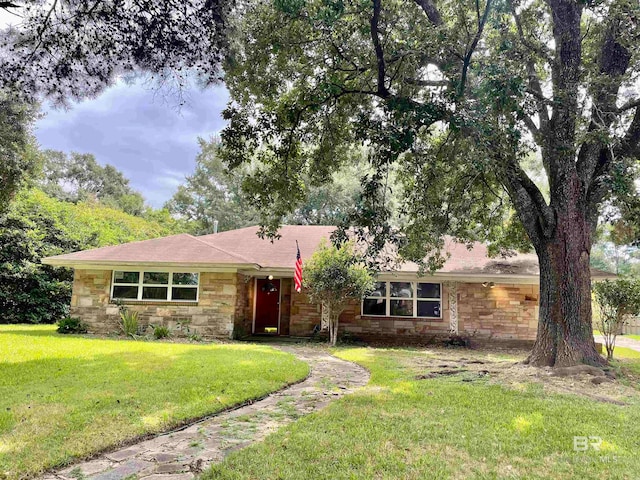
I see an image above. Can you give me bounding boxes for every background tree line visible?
[0,98,370,323]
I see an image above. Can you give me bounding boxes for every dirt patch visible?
[416,369,469,379]
[405,346,639,405]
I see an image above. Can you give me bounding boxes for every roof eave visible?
[41,258,262,271]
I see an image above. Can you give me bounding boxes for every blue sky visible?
[35,80,230,208]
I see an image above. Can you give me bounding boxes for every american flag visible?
[294,241,303,293]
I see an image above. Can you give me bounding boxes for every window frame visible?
[111,270,200,303]
[362,281,442,319]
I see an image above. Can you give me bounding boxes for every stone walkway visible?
[595,334,640,353]
[43,346,369,480]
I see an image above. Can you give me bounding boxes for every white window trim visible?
[362,281,442,319]
[111,270,200,303]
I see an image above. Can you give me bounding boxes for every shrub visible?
[304,240,375,346]
[153,325,171,339]
[188,332,203,342]
[593,278,640,360]
[119,308,140,338]
[57,317,88,334]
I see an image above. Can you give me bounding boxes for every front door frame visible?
[252,277,283,335]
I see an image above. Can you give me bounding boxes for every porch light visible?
[482,281,495,288]
[261,277,278,294]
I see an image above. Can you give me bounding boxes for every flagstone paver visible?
[47,345,369,480]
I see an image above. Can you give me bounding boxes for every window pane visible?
[143,272,169,285]
[113,271,139,284]
[142,286,168,300]
[172,287,197,301]
[368,282,386,297]
[417,300,441,318]
[173,273,199,285]
[363,298,386,316]
[112,285,138,299]
[390,299,413,316]
[390,282,413,298]
[417,283,441,299]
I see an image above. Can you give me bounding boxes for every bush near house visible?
[594,279,640,360]
[303,240,374,346]
[56,317,88,334]
[0,188,190,324]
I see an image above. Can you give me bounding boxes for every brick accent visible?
[289,282,539,341]
[70,270,246,339]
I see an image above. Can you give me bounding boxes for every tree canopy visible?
[0,187,190,324]
[0,90,40,211]
[220,0,640,366]
[166,136,370,233]
[37,149,146,216]
[0,0,231,104]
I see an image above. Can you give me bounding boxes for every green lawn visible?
[621,334,640,342]
[0,325,309,479]
[206,347,640,480]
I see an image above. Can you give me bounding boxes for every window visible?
[362,281,441,318]
[111,271,199,302]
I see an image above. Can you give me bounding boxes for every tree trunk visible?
[527,208,604,367]
[330,313,339,346]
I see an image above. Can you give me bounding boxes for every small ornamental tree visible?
[593,279,640,360]
[304,240,374,346]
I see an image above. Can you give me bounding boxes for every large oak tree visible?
[0,0,231,104]
[220,0,640,367]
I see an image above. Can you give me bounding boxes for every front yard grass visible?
[0,325,309,479]
[205,347,640,480]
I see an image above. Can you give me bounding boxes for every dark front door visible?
[254,279,280,334]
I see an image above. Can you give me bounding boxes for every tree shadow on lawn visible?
[0,344,307,479]
[0,325,61,336]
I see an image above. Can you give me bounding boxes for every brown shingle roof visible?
[42,225,615,278]
[198,225,335,269]
[42,233,256,266]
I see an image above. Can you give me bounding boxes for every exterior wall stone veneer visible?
[289,283,452,339]
[70,269,245,338]
[458,283,539,340]
[289,282,539,342]
[71,270,540,341]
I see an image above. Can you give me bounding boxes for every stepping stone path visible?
[42,346,369,480]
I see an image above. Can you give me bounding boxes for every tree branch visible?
[617,98,640,114]
[509,1,550,131]
[370,0,389,98]
[521,114,540,141]
[405,78,449,87]
[502,156,555,245]
[457,0,492,97]
[579,16,632,196]
[413,0,443,26]
[617,107,640,159]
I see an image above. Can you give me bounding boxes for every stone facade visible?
[288,281,539,342]
[458,283,539,340]
[70,270,246,338]
[71,270,540,342]
[234,274,254,338]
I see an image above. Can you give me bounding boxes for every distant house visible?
[43,225,613,342]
